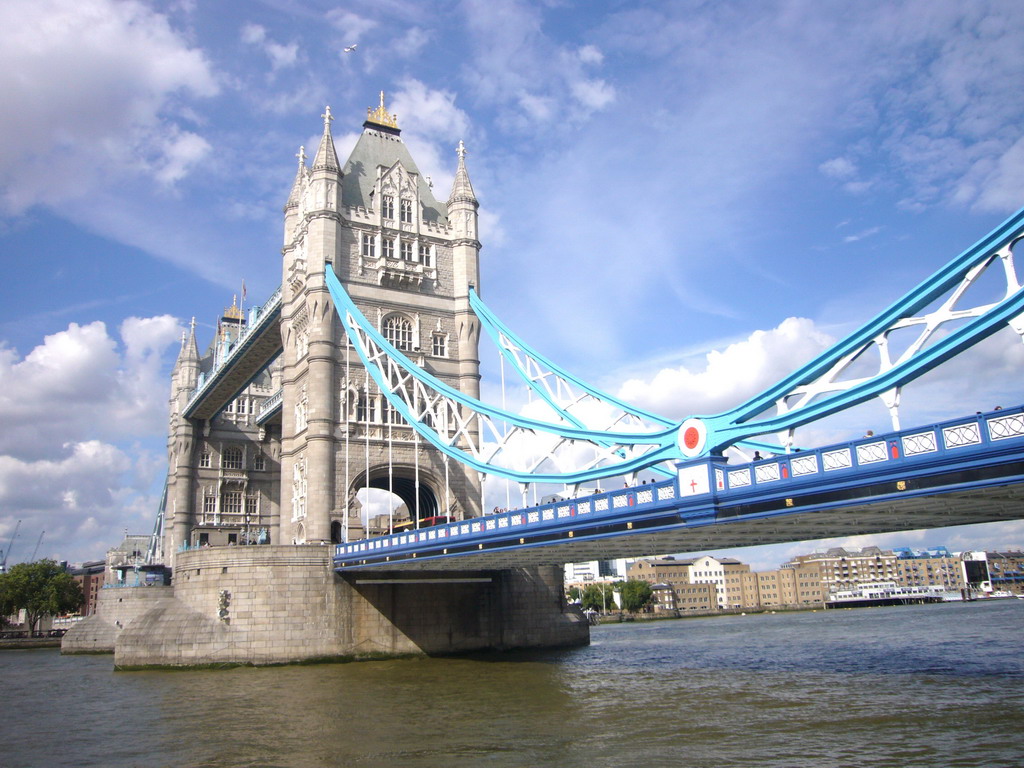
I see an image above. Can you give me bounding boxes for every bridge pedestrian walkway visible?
[335,406,1024,572]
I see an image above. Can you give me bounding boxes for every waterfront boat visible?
[825,581,945,609]
[979,590,1018,600]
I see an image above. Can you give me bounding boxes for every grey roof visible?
[341,126,447,224]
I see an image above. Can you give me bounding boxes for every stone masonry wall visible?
[61,585,173,654]
[111,545,588,668]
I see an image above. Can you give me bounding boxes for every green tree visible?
[619,579,654,613]
[581,583,615,612]
[0,560,83,633]
[567,586,581,602]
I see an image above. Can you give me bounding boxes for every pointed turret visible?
[312,106,340,172]
[284,146,308,245]
[286,146,308,208]
[448,139,482,403]
[184,317,200,365]
[448,140,478,207]
[170,318,200,421]
[306,106,341,217]
[173,318,199,378]
[448,139,480,254]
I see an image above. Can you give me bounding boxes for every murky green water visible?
[3,601,1022,767]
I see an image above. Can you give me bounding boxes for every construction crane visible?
[30,531,45,562]
[1,518,21,573]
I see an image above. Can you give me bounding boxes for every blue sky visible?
[1,0,1023,569]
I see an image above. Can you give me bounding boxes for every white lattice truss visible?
[470,288,777,467]
[708,228,1024,453]
[326,205,1024,473]
[341,305,677,484]
[495,329,668,433]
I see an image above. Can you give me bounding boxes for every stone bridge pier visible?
[65,546,588,668]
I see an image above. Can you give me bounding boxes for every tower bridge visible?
[64,95,1024,668]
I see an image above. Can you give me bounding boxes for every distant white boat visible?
[826,581,944,608]
[979,590,1017,600]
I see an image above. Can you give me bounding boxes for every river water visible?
[2,601,1022,768]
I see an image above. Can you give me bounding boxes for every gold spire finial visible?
[224,294,243,321]
[366,90,399,130]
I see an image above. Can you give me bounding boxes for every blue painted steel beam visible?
[702,206,1024,451]
[335,406,1024,570]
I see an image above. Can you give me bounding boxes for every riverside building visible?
[893,546,965,592]
[985,550,1024,594]
[785,546,899,592]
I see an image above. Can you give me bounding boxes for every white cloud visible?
[240,22,266,45]
[0,316,182,461]
[394,26,431,58]
[0,441,129,511]
[577,44,604,65]
[843,226,882,243]
[326,9,378,43]
[0,439,161,565]
[617,318,835,420]
[847,4,1024,212]
[0,0,218,213]
[240,22,300,70]
[390,79,471,142]
[154,129,213,185]
[461,0,615,127]
[0,316,180,563]
[819,157,857,180]
[570,78,615,111]
[968,135,1024,213]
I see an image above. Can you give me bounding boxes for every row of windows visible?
[380,195,414,224]
[199,446,267,471]
[382,315,448,356]
[201,490,260,516]
[224,397,260,415]
[362,233,433,266]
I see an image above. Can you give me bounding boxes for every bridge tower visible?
[279,94,483,546]
[167,321,200,555]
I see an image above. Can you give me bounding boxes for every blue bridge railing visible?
[335,405,1024,568]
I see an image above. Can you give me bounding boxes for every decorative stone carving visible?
[294,384,308,432]
[291,456,307,522]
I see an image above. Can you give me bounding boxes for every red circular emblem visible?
[684,426,700,450]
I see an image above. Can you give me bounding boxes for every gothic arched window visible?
[383,314,414,351]
[222,446,243,470]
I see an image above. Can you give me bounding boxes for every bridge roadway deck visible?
[335,407,1024,572]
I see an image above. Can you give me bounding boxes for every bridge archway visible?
[349,467,442,532]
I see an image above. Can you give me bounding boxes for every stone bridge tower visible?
[279,95,483,545]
